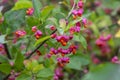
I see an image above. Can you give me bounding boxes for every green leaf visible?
[59,19,66,28]
[37,68,54,78]
[46,18,58,27]
[25,60,44,73]
[36,78,49,80]
[32,0,42,17]
[25,60,38,71]
[53,12,65,21]
[75,0,79,3]
[75,0,86,3]
[79,34,87,49]
[90,24,99,36]
[73,34,87,49]
[66,54,90,70]
[16,74,31,80]
[14,52,24,71]
[0,63,11,74]
[82,63,120,80]
[33,64,44,73]
[102,0,120,9]
[0,35,6,43]
[0,54,9,63]
[13,0,32,10]
[0,13,2,18]
[57,27,64,35]
[26,16,40,27]
[4,9,26,31]
[44,58,51,68]
[96,16,112,28]
[40,6,54,21]
[35,36,51,46]
[10,46,19,58]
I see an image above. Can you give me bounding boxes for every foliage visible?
[0,0,120,80]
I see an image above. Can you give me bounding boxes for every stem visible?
[26,29,57,59]
[3,44,12,59]
[31,71,36,80]
[3,74,10,80]
[66,1,76,20]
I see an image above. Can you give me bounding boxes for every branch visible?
[66,1,76,20]
[3,43,12,59]
[3,74,10,80]
[26,29,57,59]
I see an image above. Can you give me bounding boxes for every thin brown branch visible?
[3,43,12,59]
[66,1,76,20]
[3,74,10,80]
[26,29,57,59]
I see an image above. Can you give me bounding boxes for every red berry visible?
[78,1,84,8]
[15,30,26,38]
[34,30,42,39]
[32,26,37,32]
[50,25,56,30]
[51,34,57,38]
[26,8,34,15]
[36,50,42,56]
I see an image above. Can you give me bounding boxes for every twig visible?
[3,74,10,80]
[66,1,76,20]
[31,71,36,80]
[26,29,57,59]
[3,43,12,59]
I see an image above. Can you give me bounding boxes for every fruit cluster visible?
[54,67,63,80]
[96,34,112,56]
[32,26,43,39]
[26,8,34,16]
[70,0,87,35]
[15,30,26,38]
[0,44,5,54]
